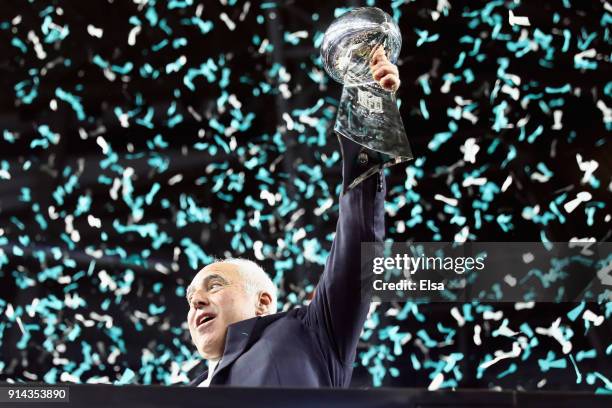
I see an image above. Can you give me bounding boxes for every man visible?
[187,48,400,387]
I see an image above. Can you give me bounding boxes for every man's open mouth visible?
[196,313,217,329]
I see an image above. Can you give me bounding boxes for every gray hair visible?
[222,258,278,314]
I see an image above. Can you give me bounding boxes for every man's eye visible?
[209,282,223,290]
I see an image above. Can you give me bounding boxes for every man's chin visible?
[197,339,221,359]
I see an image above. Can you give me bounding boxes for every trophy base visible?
[341,154,408,191]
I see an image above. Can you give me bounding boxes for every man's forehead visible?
[191,262,240,284]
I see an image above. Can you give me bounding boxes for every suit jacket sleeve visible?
[302,137,386,365]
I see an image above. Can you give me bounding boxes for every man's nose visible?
[191,290,210,309]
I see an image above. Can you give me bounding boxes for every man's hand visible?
[370,47,400,93]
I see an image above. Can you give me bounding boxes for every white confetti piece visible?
[314,197,333,216]
[440,74,454,93]
[109,178,121,200]
[166,55,187,74]
[90,312,114,329]
[434,194,458,206]
[515,301,535,310]
[576,154,599,185]
[253,240,265,260]
[75,314,95,327]
[582,310,604,326]
[48,206,60,220]
[168,173,183,185]
[504,274,517,287]
[451,307,465,327]
[454,226,469,243]
[128,25,141,46]
[596,100,611,124]
[523,251,535,263]
[494,320,519,337]
[401,333,412,345]
[574,49,597,68]
[479,342,522,369]
[60,372,80,383]
[563,191,592,213]
[568,238,597,256]
[428,372,444,390]
[87,24,103,38]
[107,348,120,364]
[282,112,295,130]
[98,270,118,291]
[88,215,102,228]
[58,276,71,284]
[299,114,319,127]
[473,324,482,345]
[531,170,551,183]
[103,68,116,82]
[508,10,531,27]
[501,175,513,192]
[279,83,291,99]
[65,214,75,234]
[16,316,25,334]
[154,263,170,275]
[292,228,306,243]
[96,136,109,154]
[462,176,487,187]
[85,247,103,259]
[506,73,521,86]
[501,83,520,100]
[87,377,111,384]
[385,307,399,317]
[536,318,572,354]
[258,38,269,54]
[169,361,190,384]
[239,2,251,21]
[65,293,84,309]
[220,12,236,31]
[596,259,612,286]
[483,310,503,320]
[461,138,480,163]
[228,94,242,109]
[5,303,14,319]
[462,110,479,124]
[290,30,308,39]
[27,30,47,59]
[552,110,563,130]
[27,298,39,317]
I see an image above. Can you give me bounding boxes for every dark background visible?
[0,0,610,391]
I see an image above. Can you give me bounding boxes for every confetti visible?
[0,0,609,392]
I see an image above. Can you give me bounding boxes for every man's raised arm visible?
[302,49,399,366]
[302,138,386,365]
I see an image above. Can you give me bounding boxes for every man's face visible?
[186,262,257,359]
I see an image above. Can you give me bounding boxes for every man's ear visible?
[255,292,273,316]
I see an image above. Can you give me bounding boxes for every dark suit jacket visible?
[189,142,386,387]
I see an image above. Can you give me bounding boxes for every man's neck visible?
[207,357,221,365]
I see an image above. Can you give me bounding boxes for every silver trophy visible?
[321,7,412,183]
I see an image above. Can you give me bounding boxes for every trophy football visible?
[321,7,413,185]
